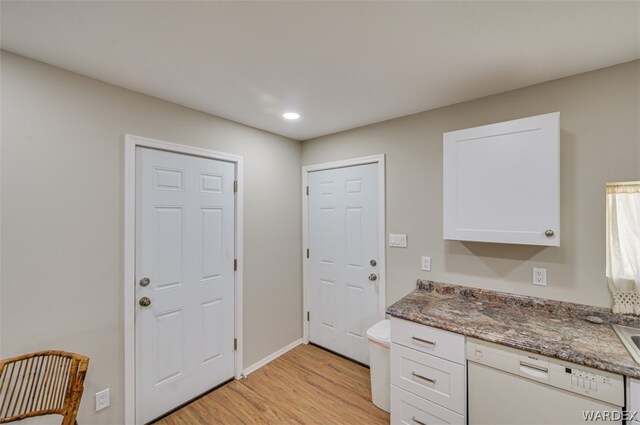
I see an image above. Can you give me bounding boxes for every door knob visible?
[139,277,150,287]
[368,274,378,281]
[139,297,151,307]
[370,259,377,267]
[544,229,555,238]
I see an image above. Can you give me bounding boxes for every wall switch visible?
[533,267,547,286]
[389,234,408,248]
[96,388,110,412]
[421,256,431,271]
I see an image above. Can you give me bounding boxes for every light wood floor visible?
[156,344,390,424]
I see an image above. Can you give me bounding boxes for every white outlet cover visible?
[422,256,431,271]
[532,267,547,286]
[96,388,110,412]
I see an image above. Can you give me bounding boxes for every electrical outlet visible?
[533,267,547,286]
[421,256,431,271]
[96,388,110,412]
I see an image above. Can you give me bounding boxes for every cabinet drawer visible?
[391,385,465,425]
[391,318,465,364]
[391,343,465,414]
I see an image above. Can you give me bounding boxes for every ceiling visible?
[1,1,639,141]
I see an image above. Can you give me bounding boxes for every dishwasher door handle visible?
[519,361,549,379]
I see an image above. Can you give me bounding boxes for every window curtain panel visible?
[606,182,640,315]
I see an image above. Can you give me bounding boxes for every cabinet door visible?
[443,112,560,246]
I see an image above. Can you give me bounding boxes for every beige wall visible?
[1,51,302,425]
[303,60,640,309]
[2,48,639,425]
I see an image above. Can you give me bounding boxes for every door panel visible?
[155,309,184,384]
[201,208,223,280]
[155,207,183,289]
[321,280,336,328]
[345,284,364,337]
[308,163,380,364]
[346,208,363,267]
[201,298,224,364]
[136,147,235,424]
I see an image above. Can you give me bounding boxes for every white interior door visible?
[135,147,235,424]
[308,163,380,365]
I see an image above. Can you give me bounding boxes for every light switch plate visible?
[421,256,431,271]
[389,234,408,248]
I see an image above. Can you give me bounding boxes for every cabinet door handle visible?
[411,371,437,384]
[519,361,548,373]
[519,361,549,377]
[412,416,427,425]
[411,336,436,346]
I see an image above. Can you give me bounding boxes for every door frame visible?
[301,154,386,344]
[123,134,244,425]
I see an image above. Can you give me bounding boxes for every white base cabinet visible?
[390,318,466,424]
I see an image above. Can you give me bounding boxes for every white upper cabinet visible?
[443,112,560,246]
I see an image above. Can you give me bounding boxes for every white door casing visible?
[306,160,383,365]
[134,147,235,424]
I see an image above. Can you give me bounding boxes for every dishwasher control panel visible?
[568,367,609,392]
[562,366,622,405]
[467,338,625,407]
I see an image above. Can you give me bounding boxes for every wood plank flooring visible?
[156,343,390,424]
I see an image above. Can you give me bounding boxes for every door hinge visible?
[306,249,309,259]
[306,186,309,196]
[307,311,310,322]
[234,259,238,271]
[234,181,238,193]
[234,338,237,351]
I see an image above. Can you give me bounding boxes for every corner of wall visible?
[0,49,4,358]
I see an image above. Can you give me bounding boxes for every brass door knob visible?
[139,297,151,307]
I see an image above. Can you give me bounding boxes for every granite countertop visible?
[386,280,640,379]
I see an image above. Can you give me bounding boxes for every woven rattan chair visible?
[0,351,89,424]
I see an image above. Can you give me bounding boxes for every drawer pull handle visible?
[412,416,427,425]
[411,371,437,384]
[411,336,436,346]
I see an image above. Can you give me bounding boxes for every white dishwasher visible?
[467,338,625,424]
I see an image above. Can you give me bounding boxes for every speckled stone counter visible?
[386,280,640,379]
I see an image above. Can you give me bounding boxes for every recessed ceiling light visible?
[283,112,300,120]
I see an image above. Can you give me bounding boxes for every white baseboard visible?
[242,338,304,377]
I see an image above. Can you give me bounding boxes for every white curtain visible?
[606,182,640,315]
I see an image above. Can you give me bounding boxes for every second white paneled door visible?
[135,147,235,424]
[308,163,380,365]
